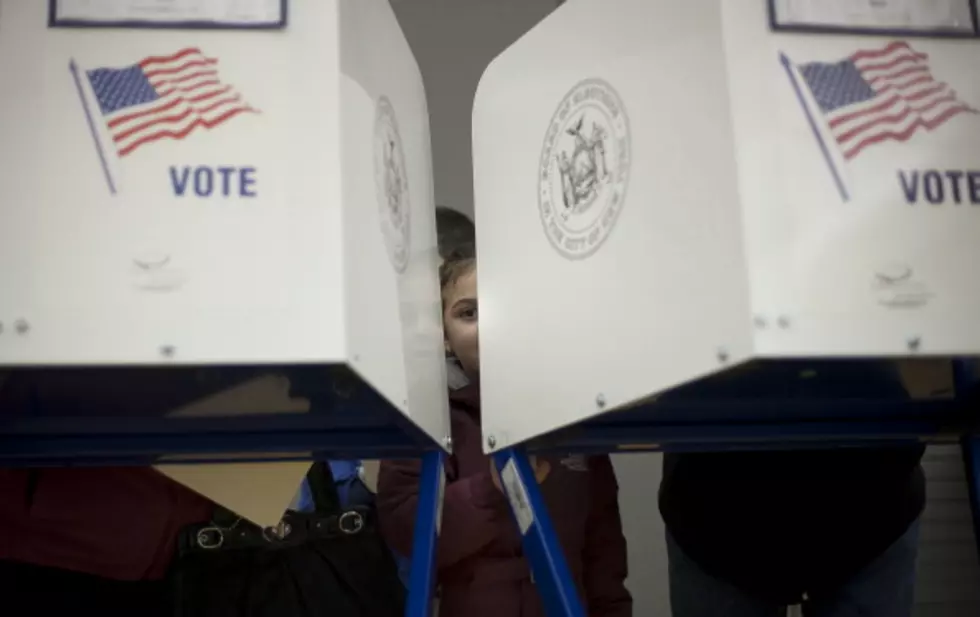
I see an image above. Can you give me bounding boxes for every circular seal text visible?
[374,96,411,273]
[538,78,630,260]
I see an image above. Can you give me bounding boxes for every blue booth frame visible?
[1,359,979,617]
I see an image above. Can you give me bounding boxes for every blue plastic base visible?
[528,359,980,454]
[0,364,439,465]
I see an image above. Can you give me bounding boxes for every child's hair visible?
[435,206,476,260]
[439,248,476,299]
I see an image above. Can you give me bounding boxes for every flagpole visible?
[70,59,116,196]
[779,52,849,202]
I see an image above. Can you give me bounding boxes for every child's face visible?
[443,268,479,378]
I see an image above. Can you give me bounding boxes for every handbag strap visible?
[306,461,343,515]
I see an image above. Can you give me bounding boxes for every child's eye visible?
[459,307,477,320]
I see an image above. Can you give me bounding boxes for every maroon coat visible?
[377,385,632,617]
[0,467,212,580]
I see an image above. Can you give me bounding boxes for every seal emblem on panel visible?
[374,95,410,273]
[539,78,630,260]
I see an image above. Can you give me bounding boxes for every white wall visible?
[611,453,671,615]
[390,0,557,218]
[915,445,980,616]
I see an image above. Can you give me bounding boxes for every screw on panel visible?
[777,316,791,329]
[907,336,922,353]
[13,320,29,335]
[716,348,730,364]
[330,368,355,399]
[487,435,497,449]
[595,393,607,409]
[160,345,176,359]
[753,316,768,329]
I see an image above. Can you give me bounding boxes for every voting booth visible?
[0,0,449,523]
[472,0,980,450]
[2,1,979,616]
[472,4,980,614]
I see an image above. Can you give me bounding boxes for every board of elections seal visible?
[374,95,410,273]
[538,78,630,260]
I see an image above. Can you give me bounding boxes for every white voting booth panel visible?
[725,1,980,357]
[0,0,449,444]
[473,0,980,450]
[472,0,754,449]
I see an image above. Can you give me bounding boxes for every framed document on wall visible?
[770,0,979,38]
[49,0,288,30]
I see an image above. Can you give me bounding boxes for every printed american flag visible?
[85,48,256,158]
[796,41,976,160]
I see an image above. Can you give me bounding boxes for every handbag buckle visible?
[262,520,292,542]
[338,510,365,535]
[196,527,225,550]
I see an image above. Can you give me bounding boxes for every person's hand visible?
[489,456,551,493]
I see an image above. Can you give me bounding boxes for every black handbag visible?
[173,462,406,617]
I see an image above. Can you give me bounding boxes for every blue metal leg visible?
[492,448,586,617]
[406,450,444,617]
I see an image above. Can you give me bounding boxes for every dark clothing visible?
[377,384,632,617]
[0,559,172,617]
[174,462,405,617]
[0,467,212,581]
[0,367,213,582]
[659,445,926,606]
[666,519,920,617]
